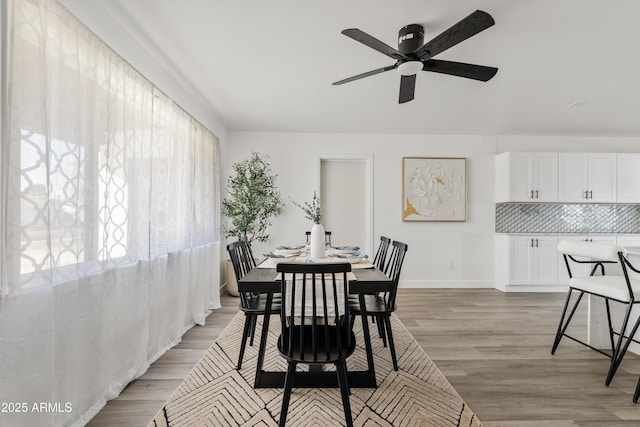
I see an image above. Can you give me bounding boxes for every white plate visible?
[275,248,306,255]
[332,248,357,255]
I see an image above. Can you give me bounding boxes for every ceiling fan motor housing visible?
[398,24,424,55]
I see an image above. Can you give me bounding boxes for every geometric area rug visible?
[148,311,482,427]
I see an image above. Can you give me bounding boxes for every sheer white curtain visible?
[0,0,221,426]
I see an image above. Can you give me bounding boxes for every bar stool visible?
[554,240,640,386]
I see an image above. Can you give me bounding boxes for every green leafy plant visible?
[292,192,321,224]
[222,152,283,244]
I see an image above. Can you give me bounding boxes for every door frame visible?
[315,153,374,257]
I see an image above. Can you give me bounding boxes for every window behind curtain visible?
[4,0,220,294]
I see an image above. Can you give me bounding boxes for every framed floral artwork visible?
[402,157,467,222]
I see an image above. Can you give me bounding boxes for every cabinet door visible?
[509,153,534,201]
[532,236,558,284]
[532,153,558,201]
[509,236,533,284]
[588,154,616,202]
[510,236,558,285]
[558,153,588,201]
[617,154,640,202]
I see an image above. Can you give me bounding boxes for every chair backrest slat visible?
[305,230,332,246]
[373,236,391,270]
[384,241,408,310]
[277,262,351,363]
[227,239,257,306]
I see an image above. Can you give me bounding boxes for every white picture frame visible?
[402,157,467,222]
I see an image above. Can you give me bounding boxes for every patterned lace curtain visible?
[1,1,221,425]
[3,0,220,294]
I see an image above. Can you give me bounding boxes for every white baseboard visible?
[399,280,494,289]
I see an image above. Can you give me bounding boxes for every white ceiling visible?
[61,0,640,136]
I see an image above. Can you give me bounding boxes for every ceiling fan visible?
[332,10,498,104]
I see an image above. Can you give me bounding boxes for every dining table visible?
[238,251,392,389]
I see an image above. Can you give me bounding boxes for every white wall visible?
[227,132,640,289]
[496,135,640,153]
[227,132,498,288]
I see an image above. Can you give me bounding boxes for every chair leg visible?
[606,304,640,386]
[551,289,583,355]
[279,361,297,427]
[634,376,640,403]
[383,315,398,371]
[377,316,387,346]
[249,315,258,346]
[237,314,252,370]
[335,359,353,427]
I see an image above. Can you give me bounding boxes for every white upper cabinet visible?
[558,153,616,202]
[495,152,558,202]
[617,154,640,203]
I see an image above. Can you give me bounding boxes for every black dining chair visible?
[305,230,332,246]
[350,240,408,371]
[554,240,640,387]
[227,239,281,370]
[366,235,391,333]
[276,262,355,427]
[373,235,391,270]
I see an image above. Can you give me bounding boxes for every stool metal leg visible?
[606,304,640,386]
[552,289,583,355]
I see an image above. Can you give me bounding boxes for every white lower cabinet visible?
[497,234,640,291]
[510,235,558,285]
[496,235,559,290]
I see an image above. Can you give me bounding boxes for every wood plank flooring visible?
[87,289,640,426]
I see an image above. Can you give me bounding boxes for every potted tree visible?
[222,152,283,295]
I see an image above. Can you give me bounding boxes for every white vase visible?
[310,223,326,259]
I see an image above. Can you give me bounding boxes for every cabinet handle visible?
[589,190,593,199]
[535,238,539,247]
[535,190,539,198]
[584,190,588,199]
[530,239,534,247]
[530,190,534,199]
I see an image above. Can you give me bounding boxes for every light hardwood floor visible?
[87,289,640,426]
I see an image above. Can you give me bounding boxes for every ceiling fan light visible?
[397,60,423,76]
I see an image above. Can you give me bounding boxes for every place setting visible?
[259,243,374,269]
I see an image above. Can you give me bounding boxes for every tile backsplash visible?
[495,203,640,234]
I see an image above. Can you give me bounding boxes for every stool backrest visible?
[557,240,622,262]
